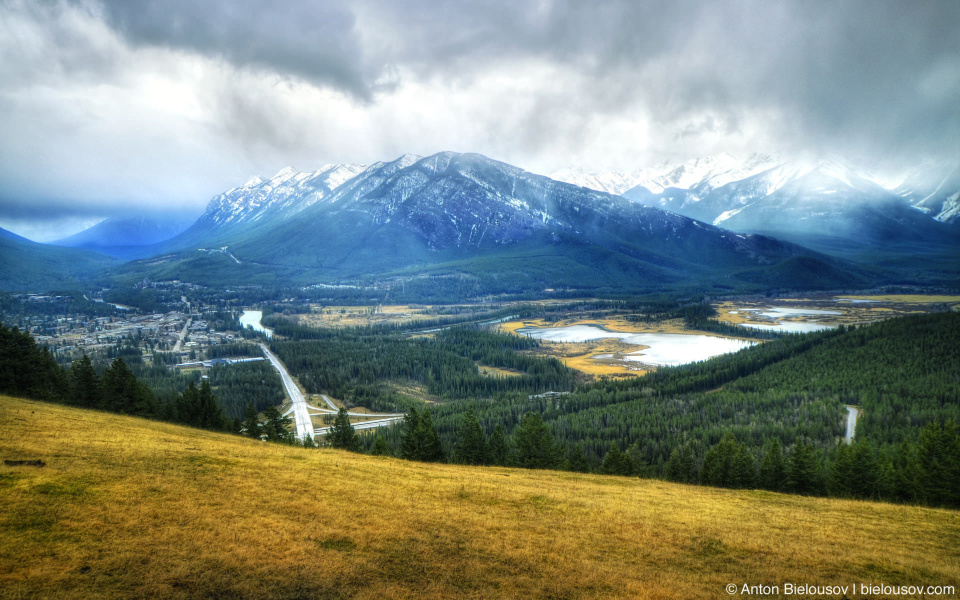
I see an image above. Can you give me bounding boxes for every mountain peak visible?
[271,166,299,180]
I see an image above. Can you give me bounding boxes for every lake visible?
[517,325,755,367]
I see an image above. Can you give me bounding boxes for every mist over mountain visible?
[0,226,116,292]
[113,151,872,297]
[53,214,198,258]
[549,154,959,266]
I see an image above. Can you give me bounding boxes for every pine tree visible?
[731,443,756,488]
[399,407,421,460]
[262,405,292,442]
[599,442,633,476]
[399,407,445,462]
[487,424,509,466]
[417,410,445,462]
[242,402,261,439]
[453,406,487,465]
[371,435,392,456]
[849,441,879,499]
[512,412,560,469]
[102,358,139,413]
[565,444,591,473]
[787,441,824,495]
[197,380,225,430]
[828,443,855,497]
[625,442,647,477]
[700,434,737,487]
[759,439,787,492]
[69,354,100,408]
[328,406,359,451]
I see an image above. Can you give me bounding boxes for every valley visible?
[3,4,958,597]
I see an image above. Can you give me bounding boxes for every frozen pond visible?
[239,310,273,338]
[744,307,842,319]
[741,321,834,333]
[736,306,840,333]
[517,325,755,367]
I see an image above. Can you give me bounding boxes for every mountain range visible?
[53,214,198,259]
[108,152,874,298]
[2,150,957,296]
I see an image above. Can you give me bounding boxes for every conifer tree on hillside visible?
[599,442,633,476]
[0,324,68,402]
[759,438,787,492]
[787,441,824,495]
[371,435,392,456]
[262,405,293,442]
[487,424,509,466]
[242,402,261,439]
[329,406,359,451]
[512,412,561,469]
[665,444,698,484]
[453,406,488,465]
[565,444,591,473]
[730,443,757,488]
[400,407,446,462]
[70,354,100,408]
[399,408,421,460]
[915,421,960,508]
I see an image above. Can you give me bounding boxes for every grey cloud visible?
[95,0,371,98]
[3,0,960,241]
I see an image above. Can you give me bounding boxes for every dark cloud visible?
[2,0,959,239]
[96,0,370,97]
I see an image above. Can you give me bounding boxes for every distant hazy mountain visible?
[54,215,197,258]
[0,227,116,291]
[118,152,870,296]
[549,153,781,196]
[594,155,960,265]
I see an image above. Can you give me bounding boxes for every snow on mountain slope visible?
[197,163,366,230]
[894,160,960,225]
[550,154,783,197]
[547,166,647,195]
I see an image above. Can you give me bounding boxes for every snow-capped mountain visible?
[550,153,782,197]
[195,163,366,230]
[140,151,865,294]
[894,159,960,225]
[606,154,958,257]
[547,166,647,195]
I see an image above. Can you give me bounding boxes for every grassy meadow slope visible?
[1,395,958,599]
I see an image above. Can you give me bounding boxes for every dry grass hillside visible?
[1,395,958,599]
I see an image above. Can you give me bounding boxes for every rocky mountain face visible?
[189,163,366,234]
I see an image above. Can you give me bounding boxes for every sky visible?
[1,0,958,241]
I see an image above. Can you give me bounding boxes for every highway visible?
[261,344,406,441]
[844,405,859,444]
[172,317,192,353]
[314,416,404,437]
[260,343,314,441]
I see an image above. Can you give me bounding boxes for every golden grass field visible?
[2,395,958,599]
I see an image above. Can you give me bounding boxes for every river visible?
[239,310,273,338]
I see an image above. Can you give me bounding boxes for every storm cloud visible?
[1,0,958,240]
